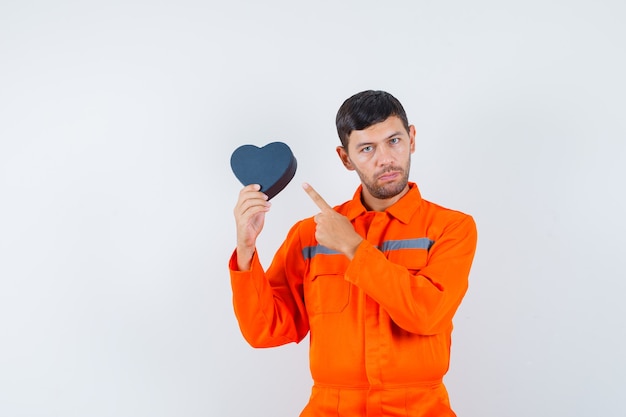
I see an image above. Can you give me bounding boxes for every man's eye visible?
[390,138,400,144]
[362,146,373,153]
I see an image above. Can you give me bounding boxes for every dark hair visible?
[335,90,410,147]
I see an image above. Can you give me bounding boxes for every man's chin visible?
[369,182,407,200]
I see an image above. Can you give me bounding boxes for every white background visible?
[1,1,625,416]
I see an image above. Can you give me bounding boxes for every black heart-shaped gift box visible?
[230,142,297,200]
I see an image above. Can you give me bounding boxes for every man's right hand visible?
[233,184,271,271]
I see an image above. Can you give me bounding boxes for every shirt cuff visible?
[229,248,258,274]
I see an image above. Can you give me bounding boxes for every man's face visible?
[337,116,416,203]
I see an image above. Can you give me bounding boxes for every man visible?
[229,90,477,416]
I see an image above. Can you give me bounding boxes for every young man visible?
[230,90,477,416]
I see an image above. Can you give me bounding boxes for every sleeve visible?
[229,223,310,348]
[344,214,477,335]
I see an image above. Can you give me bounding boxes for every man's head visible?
[335,90,416,211]
[336,90,410,148]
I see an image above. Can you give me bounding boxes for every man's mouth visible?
[378,170,402,181]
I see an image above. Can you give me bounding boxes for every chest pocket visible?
[387,248,429,275]
[305,255,350,314]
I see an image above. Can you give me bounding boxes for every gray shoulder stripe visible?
[302,245,341,260]
[379,238,434,252]
[303,238,434,260]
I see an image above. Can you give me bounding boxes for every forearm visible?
[229,249,308,347]
[345,217,477,335]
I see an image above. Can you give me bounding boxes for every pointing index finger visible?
[302,183,333,212]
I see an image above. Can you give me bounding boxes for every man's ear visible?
[409,125,416,154]
[336,146,355,171]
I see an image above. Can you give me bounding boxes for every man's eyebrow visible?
[385,131,404,139]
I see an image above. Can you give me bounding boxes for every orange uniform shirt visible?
[229,183,477,416]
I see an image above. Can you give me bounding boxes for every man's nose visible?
[376,145,394,165]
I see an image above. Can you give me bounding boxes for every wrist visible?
[236,246,255,271]
[344,237,363,260]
